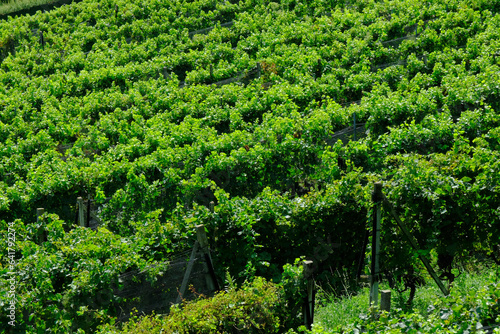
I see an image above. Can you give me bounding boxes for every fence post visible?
[196,224,220,292]
[370,182,383,306]
[77,197,85,227]
[380,290,391,312]
[176,241,200,304]
[37,208,45,243]
[303,260,315,330]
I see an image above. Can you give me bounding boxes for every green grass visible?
[0,0,59,16]
[314,268,496,332]
[315,288,370,331]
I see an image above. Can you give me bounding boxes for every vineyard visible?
[0,0,500,332]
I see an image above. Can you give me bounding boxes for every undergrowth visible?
[310,266,500,333]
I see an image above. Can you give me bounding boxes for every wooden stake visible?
[370,182,383,306]
[196,224,209,250]
[176,241,199,304]
[196,225,220,291]
[77,197,85,227]
[380,290,391,312]
[303,260,315,330]
[36,208,44,219]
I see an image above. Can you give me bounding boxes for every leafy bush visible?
[97,276,283,333]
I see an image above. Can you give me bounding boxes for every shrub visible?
[97,277,283,333]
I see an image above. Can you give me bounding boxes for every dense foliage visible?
[0,0,499,331]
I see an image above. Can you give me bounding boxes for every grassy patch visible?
[315,268,497,332]
[315,288,370,331]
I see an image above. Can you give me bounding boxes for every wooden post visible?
[74,198,79,226]
[37,208,45,243]
[370,182,383,306]
[36,208,45,220]
[77,197,85,227]
[176,241,199,304]
[303,260,315,330]
[196,224,220,291]
[197,224,209,250]
[380,290,391,312]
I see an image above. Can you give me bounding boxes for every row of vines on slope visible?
[1,0,500,332]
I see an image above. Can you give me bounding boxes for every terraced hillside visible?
[1,0,500,332]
